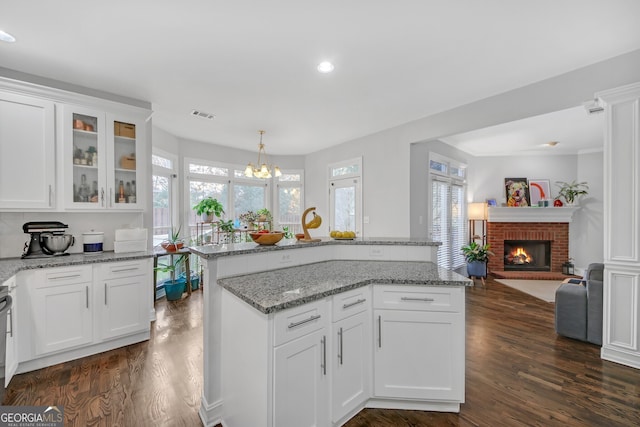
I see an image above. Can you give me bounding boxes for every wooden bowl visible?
[295,233,305,241]
[249,232,284,246]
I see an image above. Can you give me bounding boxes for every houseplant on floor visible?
[556,180,589,206]
[193,197,225,223]
[154,254,188,301]
[461,241,494,279]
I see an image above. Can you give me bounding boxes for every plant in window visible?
[218,219,235,233]
[239,211,258,224]
[193,197,225,222]
[256,208,272,222]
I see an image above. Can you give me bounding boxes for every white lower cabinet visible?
[220,283,464,427]
[32,266,94,356]
[16,259,151,374]
[373,285,465,402]
[96,261,150,340]
[272,299,329,427]
[331,287,371,424]
[5,275,18,387]
[274,328,329,427]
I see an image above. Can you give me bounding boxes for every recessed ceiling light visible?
[0,30,16,43]
[545,141,559,147]
[317,61,335,73]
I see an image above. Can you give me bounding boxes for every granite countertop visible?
[190,237,441,259]
[218,260,472,314]
[0,251,155,284]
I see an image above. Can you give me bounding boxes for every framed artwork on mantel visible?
[529,179,551,206]
[504,178,530,207]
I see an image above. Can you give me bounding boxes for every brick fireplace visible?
[485,207,577,279]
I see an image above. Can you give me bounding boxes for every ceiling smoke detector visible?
[190,110,215,120]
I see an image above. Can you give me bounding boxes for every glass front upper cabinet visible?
[112,121,138,206]
[64,106,144,210]
[70,111,103,206]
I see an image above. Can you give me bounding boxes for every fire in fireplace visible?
[504,240,551,271]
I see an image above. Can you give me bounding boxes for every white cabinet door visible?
[0,91,55,209]
[273,329,329,427]
[4,276,18,387]
[374,309,464,401]
[63,105,145,211]
[331,310,371,423]
[33,282,93,355]
[99,275,148,340]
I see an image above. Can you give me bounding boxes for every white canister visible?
[83,231,104,253]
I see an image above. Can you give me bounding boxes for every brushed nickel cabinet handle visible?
[342,298,366,309]
[401,297,435,302]
[48,185,52,207]
[104,283,108,305]
[321,335,327,375]
[288,314,321,329]
[49,274,81,280]
[86,286,89,308]
[378,315,382,348]
[338,327,343,365]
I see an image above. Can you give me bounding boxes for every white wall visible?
[573,150,604,269]
[304,49,640,243]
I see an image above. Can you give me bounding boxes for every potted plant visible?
[161,226,184,252]
[256,208,272,223]
[461,241,494,278]
[193,197,225,222]
[556,180,589,205]
[154,254,188,301]
[239,211,258,226]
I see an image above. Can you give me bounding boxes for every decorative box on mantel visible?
[487,207,579,223]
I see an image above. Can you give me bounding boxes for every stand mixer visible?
[22,221,74,258]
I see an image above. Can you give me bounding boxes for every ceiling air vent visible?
[190,110,215,120]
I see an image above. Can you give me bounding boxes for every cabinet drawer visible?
[332,286,370,322]
[373,285,461,313]
[273,299,328,347]
[97,259,149,280]
[34,265,92,288]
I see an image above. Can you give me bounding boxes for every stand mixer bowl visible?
[40,233,75,255]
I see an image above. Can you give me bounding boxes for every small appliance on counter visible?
[82,231,104,254]
[22,221,75,258]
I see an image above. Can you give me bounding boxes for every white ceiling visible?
[440,106,605,156]
[1,1,639,155]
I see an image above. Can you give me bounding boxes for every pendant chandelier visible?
[244,130,281,179]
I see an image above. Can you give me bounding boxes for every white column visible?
[199,259,224,425]
[598,82,640,369]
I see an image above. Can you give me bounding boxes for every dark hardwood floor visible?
[5,278,640,426]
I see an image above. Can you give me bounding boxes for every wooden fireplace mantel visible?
[487,206,579,223]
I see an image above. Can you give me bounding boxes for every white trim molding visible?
[487,207,579,223]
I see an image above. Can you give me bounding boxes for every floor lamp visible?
[468,202,488,245]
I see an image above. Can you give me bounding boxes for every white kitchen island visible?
[190,238,472,427]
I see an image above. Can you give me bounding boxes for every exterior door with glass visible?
[330,178,361,236]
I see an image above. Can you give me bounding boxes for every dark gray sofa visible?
[554,263,605,345]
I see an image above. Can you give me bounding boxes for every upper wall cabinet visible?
[63,105,145,211]
[0,91,56,209]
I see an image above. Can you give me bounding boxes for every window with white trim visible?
[429,153,467,270]
[274,170,304,235]
[329,158,362,236]
[152,150,178,247]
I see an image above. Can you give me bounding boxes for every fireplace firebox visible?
[504,240,551,271]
